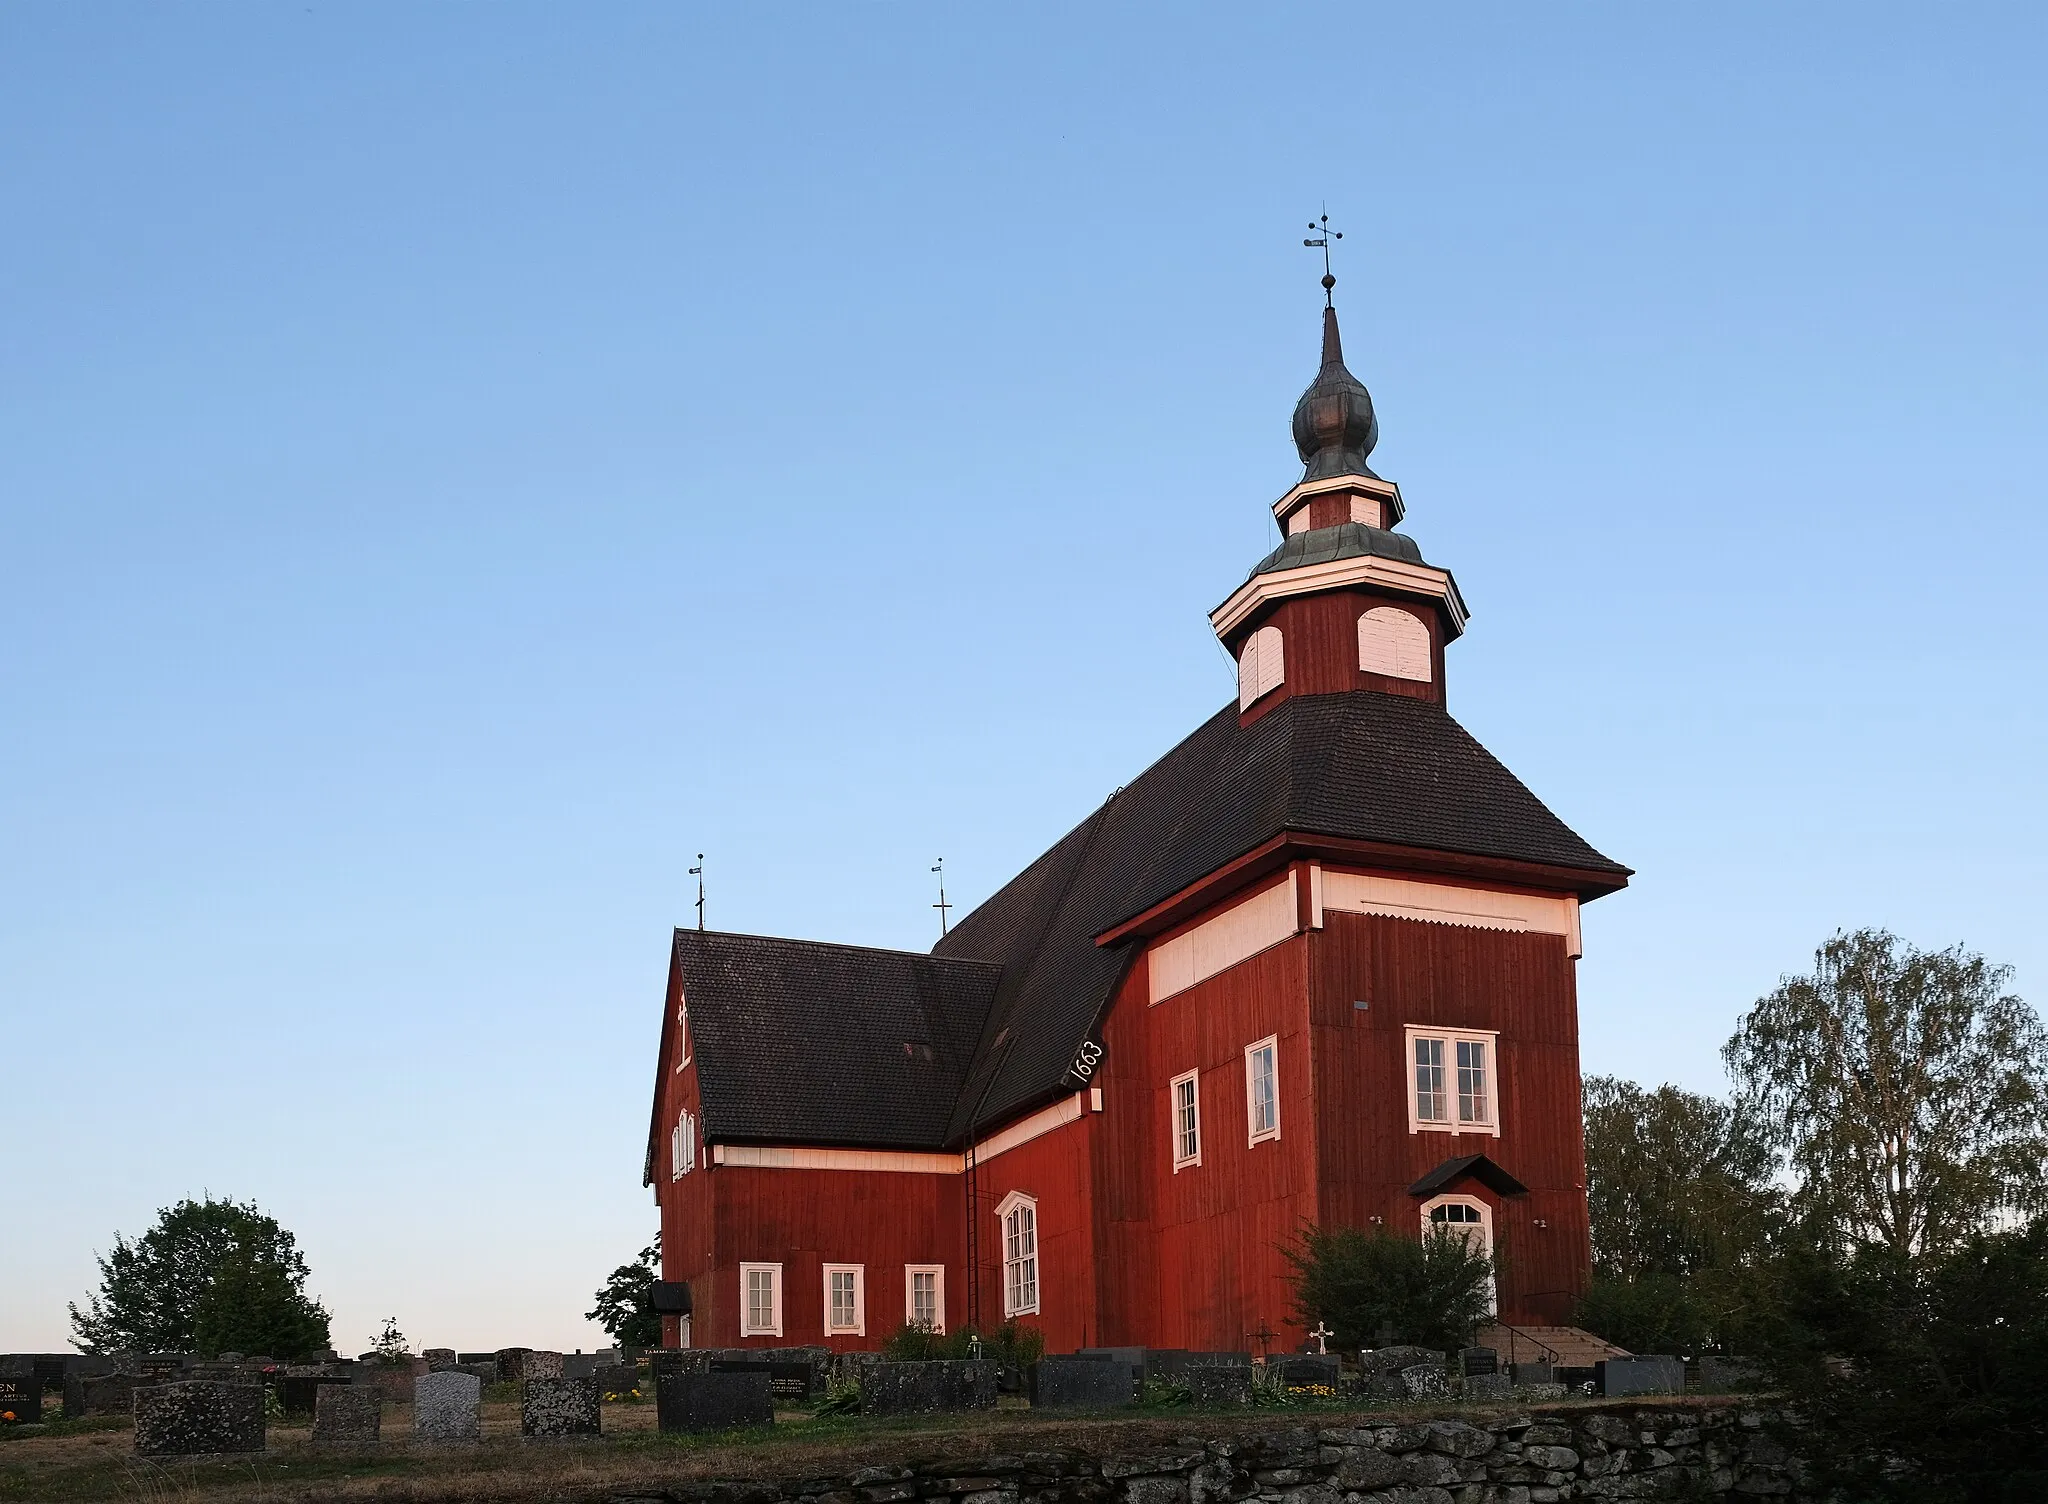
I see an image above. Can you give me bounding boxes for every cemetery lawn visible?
[0,1395,1752,1504]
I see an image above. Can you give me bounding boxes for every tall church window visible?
[670,1108,696,1180]
[1238,625,1286,709]
[1406,1027,1500,1135]
[740,1262,782,1337]
[997,1192,1039,1316]
[1358,607,1432,682]
[1244,1036,1280,1144]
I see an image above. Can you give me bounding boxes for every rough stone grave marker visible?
[655,1369,773,1433]
[522,1376,601,1438]
[1399,1363,1451,1399]
[413,1370,482,1443]
[522,1350,566,1381]
[422,1348,458,1372]
[311,1384,380,1446]
[134,1382,264,1456]
[858,1359,997,1415]
[1186,1364,1253,1406]
[1030,1357,1135,1409]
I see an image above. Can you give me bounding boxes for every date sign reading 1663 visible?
[1063,1037,1105,1089]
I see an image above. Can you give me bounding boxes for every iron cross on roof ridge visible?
[1304,211,1342,305]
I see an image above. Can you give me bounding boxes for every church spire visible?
[1291,302,1380,482]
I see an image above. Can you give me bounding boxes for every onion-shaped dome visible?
[1291,306,1379,482]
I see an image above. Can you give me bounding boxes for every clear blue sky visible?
[4,4,2044,1354]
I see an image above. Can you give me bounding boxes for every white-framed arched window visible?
[1420,1194,1495,1312]
[996,1190,1040,1316]
[1238,625,1285,709]
[1358,607,1432,682]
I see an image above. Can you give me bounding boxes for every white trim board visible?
[1322,870,1581,959]
[1148,874,1298,1005]
[1210,553,1466,640]
[708,1092,1087,1176]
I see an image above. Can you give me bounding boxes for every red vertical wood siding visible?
[1307,908,1593,1324]
[1235,590,1447,727]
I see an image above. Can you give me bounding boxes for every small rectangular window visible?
[740,1262,782,1337]
[823,1264,864,1335]
[905,1264,945,1333]
[1406,1027,1499,1135]
[1171,1069,1202,1169]
[1245,1036,1280,1144]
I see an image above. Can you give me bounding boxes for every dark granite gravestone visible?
[1509,1360,1555,1387]
[655,1369,773,1433]
[1697,1356,1763,1393]
[1148,1349,1250,1380]
[1186,1364,1254,1406]
[858,1360,998,1415]
[422,1348,458,1373]
[311,1384,380,1446]
[413,1371,482,1442]
[139,1354,190,1380]
[454,1362,499,1386]
[457,1353,497,1365]
[521,1376,601,1439]
[77,1373,148,1417]
[561,1353,597,1381]
[133,1382,265,1456]
[1598,1355,1685,1396]
[278,1374,350,1415]
[1030,1357,1136,1409]
[707,1358,818,1401]
[1075,1346,1147,1381]
[1399,1363,1452,1399]
[0,1375,43,1424]
[494,1348,531,1382]
[1460,1346,1499,1376]
[596,1363,641,1398]
[1274,1354,1341,1392]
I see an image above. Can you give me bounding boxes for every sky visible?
[3,4,2044,1354]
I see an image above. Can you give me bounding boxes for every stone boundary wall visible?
[603,1405,1806,1504]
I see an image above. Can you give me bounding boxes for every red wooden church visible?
[645,290,1629,1354]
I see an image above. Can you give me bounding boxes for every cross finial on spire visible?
[932,858,952,937]
[1303,209,1342,307]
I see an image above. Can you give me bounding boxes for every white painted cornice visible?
[1271,472,1405,528]
[1210,554,1469,641]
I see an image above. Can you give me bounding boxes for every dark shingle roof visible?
[661,690,1627,1154]
[1253,521,1426,575]
[675,930,1000,1149]
[932,691,1629,1137]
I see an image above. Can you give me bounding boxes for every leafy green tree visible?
[70,1196,329,1357]
[1725,929,2048,1255]
[1581,1074,1782,1280]
[1286,1222,1494,1352]
[1760,1215,2048,1501]
[587,1235,663,1348]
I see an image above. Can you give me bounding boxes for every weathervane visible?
[932,858,952,937]
[1303,210,1342,306]
[690,853,705,931]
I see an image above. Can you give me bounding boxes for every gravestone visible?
[561,1353,597,1381]
[858,1360,997,1415]
[1274,1354,1341,1392]
[454,1362,499,1386]
[422,1348,458,1373]
[1075,1346,1147,1381]
[655,1369,773,1434]
[521,1376,601,1438]
[133,1382,264,1456]
[139,1354,190,1380]
[1598,1355,1685,1397]
[413,1371,482,1443]
[1462,1372,1512,1400]
[707,1358,819,1402]
[1186,1363,1254,1406]
[1359,1345,1445,1379]
[1459,1346,1499,1377]
[1509,1360,1556,1387]
[1698,1356,1764,1393]
[522,1350,565,1381]
[311,1384,380,1446]
[457,1353,497,1365]
[1149,1349,1249,1381]
[0,1374,43,1424]
[278,1374,349,1415]
[1030,1357,1136,1409]
[77,1373,147,1417]
[1399,1363,1451,1399]
[596,1363,641,1398]
[494,1348,531,1382]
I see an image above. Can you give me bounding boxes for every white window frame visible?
[904,1264,946,1334]
[670,1107,696,1180]
[1405,1026,1500,1135]
[1244,1035,1280,1145]
[676,998,690,1069]
[739,1261,783,1337]
[822,1263,865,1336]
[1237,624,1286,710]
[1170,1068,1202,1170]
[995,1190,1040,1317]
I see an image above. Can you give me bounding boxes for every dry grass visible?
[0,1394,1752,1504]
